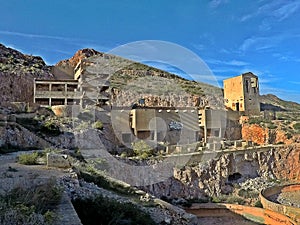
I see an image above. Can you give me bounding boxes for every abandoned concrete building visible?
[111,107,241,148]
[33,61,258,149]
[223,72,260,115]
[34,59,110,107]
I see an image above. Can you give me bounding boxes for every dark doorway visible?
[236,102,240,111]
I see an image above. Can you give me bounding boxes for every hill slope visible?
[54,50,224,108]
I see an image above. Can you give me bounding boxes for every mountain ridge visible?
[0,43,299,111]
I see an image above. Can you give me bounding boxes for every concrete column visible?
[65,83,68,105]
[33,79,36,103]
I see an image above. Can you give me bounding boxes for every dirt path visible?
[0,151,68,194]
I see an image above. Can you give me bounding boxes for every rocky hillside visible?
[141,144,300,202]
[0,44,53,106]
[54,49,224,109]
[1,43,299,111]
[56,49,300,110]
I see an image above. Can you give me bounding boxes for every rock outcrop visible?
[53,48,101,78]
[141,145,300,200]
[242,123,294,145]
[0,44,53,105]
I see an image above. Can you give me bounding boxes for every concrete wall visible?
[224,75,244,111]
[130,108,200,145]
[260,184,300,224]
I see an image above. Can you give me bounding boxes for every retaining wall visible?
[260,184,300,224]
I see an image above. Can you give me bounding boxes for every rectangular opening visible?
[52,84,64,91]
[36,83,49,91]
[67,99,76,105]
[245,80,249,93]
[51,99,65,106]
[137,131,151,140]
[35,98,49,105]
[67,84,78,92]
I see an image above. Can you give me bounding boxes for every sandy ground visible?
[197,217,261,225]
[0,151,68,193]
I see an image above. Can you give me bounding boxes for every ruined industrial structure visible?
[34,59,110,108]
[33,55,260,150]
[223,72,260,115]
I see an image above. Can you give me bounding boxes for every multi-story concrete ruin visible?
[223,72,260,115]
[34,59,110,108]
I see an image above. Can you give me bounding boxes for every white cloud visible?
[209,0,228,8]
[0,30,76,41]
[206,58,249,66]
[272,53,300,63]
[273,1,300,21]
[241,1,300,22]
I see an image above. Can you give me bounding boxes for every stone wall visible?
[260,184,300,224]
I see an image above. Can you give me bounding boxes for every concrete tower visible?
[223,72,260,115]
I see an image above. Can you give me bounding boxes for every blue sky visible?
[1,0,300,102]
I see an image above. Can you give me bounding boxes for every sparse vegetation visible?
[0,179,62,225]
[293,122,300,131]
[211,194,246,205]
[41,119,61,136]
[72,195,156,225]
[18,152,39,165]
[92,120,103,130]
[132,140,155,160]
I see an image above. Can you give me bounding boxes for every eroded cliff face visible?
[53,48,101,78]
[141,145,300,200]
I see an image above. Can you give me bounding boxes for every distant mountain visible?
[260,94,300,112]
[0,43,53,105]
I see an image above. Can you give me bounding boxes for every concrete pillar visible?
[65,83,68,105]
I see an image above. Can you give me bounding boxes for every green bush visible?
[132,140,154,159]
[267,123,277,129]
[72,195,156,225]
[92,121,103,130]
[225,196,246,205]
[254,200,263,208]
[41,120,61,136]
[18,152,39,165]
[237,189,259,199]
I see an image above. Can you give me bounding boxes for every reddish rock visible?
[242,124,268,145]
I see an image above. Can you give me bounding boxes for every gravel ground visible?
[270,190,300,208]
